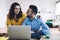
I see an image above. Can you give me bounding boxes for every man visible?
[22,5,50,40]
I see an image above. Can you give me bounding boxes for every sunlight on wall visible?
[56,2,60,15]
[56,2,60,21]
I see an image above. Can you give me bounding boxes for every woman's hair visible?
[9,2,22,20]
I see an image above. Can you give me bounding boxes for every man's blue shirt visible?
[22,17,50,31]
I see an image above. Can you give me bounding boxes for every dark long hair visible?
[9,2,22,20]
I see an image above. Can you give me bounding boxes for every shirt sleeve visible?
[22,13,27,19]
[22,18,32,25]
[6,15,11,26]
[22,18,27,25]
[40,19,50,30]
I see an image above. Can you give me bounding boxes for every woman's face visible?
[14,5,20,14]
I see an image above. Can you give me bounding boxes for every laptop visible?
[8,26,31,40]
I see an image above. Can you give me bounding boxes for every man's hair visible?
[29,5,38,15]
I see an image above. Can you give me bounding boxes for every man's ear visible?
[26,9,29,14]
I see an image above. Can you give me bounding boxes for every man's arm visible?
[40,19,50,30]
[36,19,50,33]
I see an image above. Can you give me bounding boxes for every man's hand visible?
[31,31,35,33]
[36,30,40,33]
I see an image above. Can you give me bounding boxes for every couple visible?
[6,2,50,40]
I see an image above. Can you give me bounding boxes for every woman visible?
[6,2,27,26]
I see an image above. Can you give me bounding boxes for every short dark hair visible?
[29,5,38,15]
[9,2,22,20]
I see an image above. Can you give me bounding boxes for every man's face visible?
[27,8,36,18]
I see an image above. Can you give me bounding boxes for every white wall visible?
[0,0,8,33]
[0,0,57,28]
[7,0,56,12]
[0,0,8,27]
[7,0,56,22]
